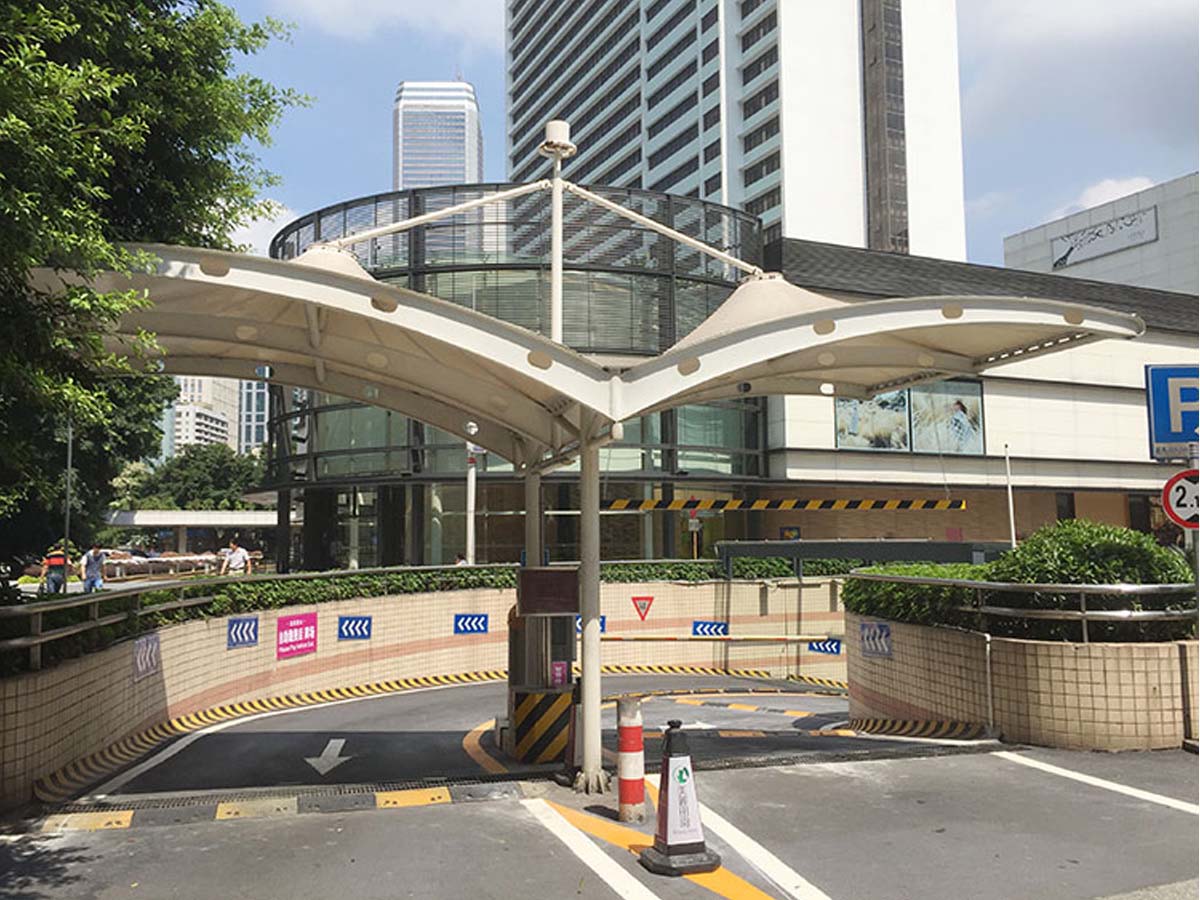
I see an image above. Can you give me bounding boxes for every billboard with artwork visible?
[835,380,984,456]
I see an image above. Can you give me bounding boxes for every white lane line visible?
[520,799,662,900]
[646,774,831,900]
[89,682,480,798]
[993,751,1200,816]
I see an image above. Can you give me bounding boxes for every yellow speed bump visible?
[375,787,452,809]
[42,810,134,832]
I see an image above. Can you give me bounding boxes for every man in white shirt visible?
[220,538,252,576]
[80,542,107,593]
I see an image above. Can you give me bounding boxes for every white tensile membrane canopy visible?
[35,242,1143,464]
[30,173,1143,797]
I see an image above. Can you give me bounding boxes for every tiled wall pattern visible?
[1,578,845,809]
[847,612,1198,751]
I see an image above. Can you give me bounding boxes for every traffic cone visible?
[639,720,721,876]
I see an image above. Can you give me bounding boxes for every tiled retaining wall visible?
[846,612,1198,751]
[1,578,843,810]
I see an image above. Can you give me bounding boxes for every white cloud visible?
[230,203,297,256]
[268,0,504,48]
[1047,176,1155,221]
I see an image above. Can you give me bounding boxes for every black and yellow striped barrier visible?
[511,689,573,764]
[601,497,965,511]
[849,718,986,739]
[787,674,849,691]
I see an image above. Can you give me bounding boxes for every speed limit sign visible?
[1162,469,1198,529]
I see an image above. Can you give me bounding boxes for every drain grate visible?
[51,771,554,814]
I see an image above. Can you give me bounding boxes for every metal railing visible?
[3,557,820,674]
[845,572,1198,643]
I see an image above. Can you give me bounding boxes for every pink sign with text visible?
[276,612,317,660]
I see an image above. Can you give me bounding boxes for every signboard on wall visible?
[836,381,984,456]
[277,612,317,660]
[1051,207,1157,269]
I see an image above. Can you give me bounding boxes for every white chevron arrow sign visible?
[691,620,729,637]
[860,622,892,658]
[133,634,160,682]
[338,616,372,640]
[455,614,489,634]
[227,617,258,648]
[807,639,842,655]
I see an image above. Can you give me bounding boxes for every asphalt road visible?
[93,676,946,797]
[6,747,1195,900]
[6,676,1195,900]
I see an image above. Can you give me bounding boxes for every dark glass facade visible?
[861,0,910,254]
[266,183,766,569]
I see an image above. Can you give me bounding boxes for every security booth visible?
[504,567,578,764]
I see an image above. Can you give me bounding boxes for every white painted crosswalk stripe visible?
[520,799,662,900]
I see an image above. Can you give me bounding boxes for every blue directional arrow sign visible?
[454,613,489,635]
[227,616,259,649]
[807,639,842,655]
[860,622,892,658]
[575,615,606,634]
[692,620,729,637]
[338,615,372,641]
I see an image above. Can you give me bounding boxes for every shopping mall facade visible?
[263,183,1197,570]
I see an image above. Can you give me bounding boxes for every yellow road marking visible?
[783,710,813,719]
[549,800,776,900]
[462,718,509,774]
[214,797,298,820]
[375,787,452,809]
[718,730,766,738]
[725,703,759,712]
[674,698,704,706]
[42,810,133,832]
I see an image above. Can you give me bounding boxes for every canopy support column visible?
[575,426,608,793]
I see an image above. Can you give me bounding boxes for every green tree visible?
[132,443,264,511]
[0,0,301,559]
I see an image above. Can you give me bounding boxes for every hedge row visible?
[842,520,1196,642]
[2,557,858,675]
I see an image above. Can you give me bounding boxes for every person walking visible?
[40,543,69,594]
[80,542,107,593]
[220,538,252,576]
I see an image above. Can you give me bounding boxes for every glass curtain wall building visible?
[393,81,484,190]
[505,0,965,260]
[266,184,763,570]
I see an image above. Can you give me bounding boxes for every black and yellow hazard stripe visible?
[32,669,510,804]
[596,663,772,679]
[511,690,573,764]
[786,673,849,691]
[849,718,985,739]
[601,497,965,511]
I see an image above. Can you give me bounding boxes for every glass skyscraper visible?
[393,81,484,190]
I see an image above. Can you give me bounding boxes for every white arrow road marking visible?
[305,738,352,776]
[646,774,832,900]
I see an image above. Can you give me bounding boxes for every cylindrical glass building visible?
[265,183,764,569]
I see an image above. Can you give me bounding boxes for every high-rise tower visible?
[505,0,965,259]
[393,81,484,189]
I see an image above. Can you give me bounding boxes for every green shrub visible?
[843,521,1196,642]
[842,562,987,628]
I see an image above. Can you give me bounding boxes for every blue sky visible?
[229,0,1198,266]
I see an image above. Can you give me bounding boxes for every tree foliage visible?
[0,0,302,557]
[116,443,264,511]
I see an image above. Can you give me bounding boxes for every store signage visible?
[1051,207,1157,269]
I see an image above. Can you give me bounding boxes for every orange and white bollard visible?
[617,697,646,822]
